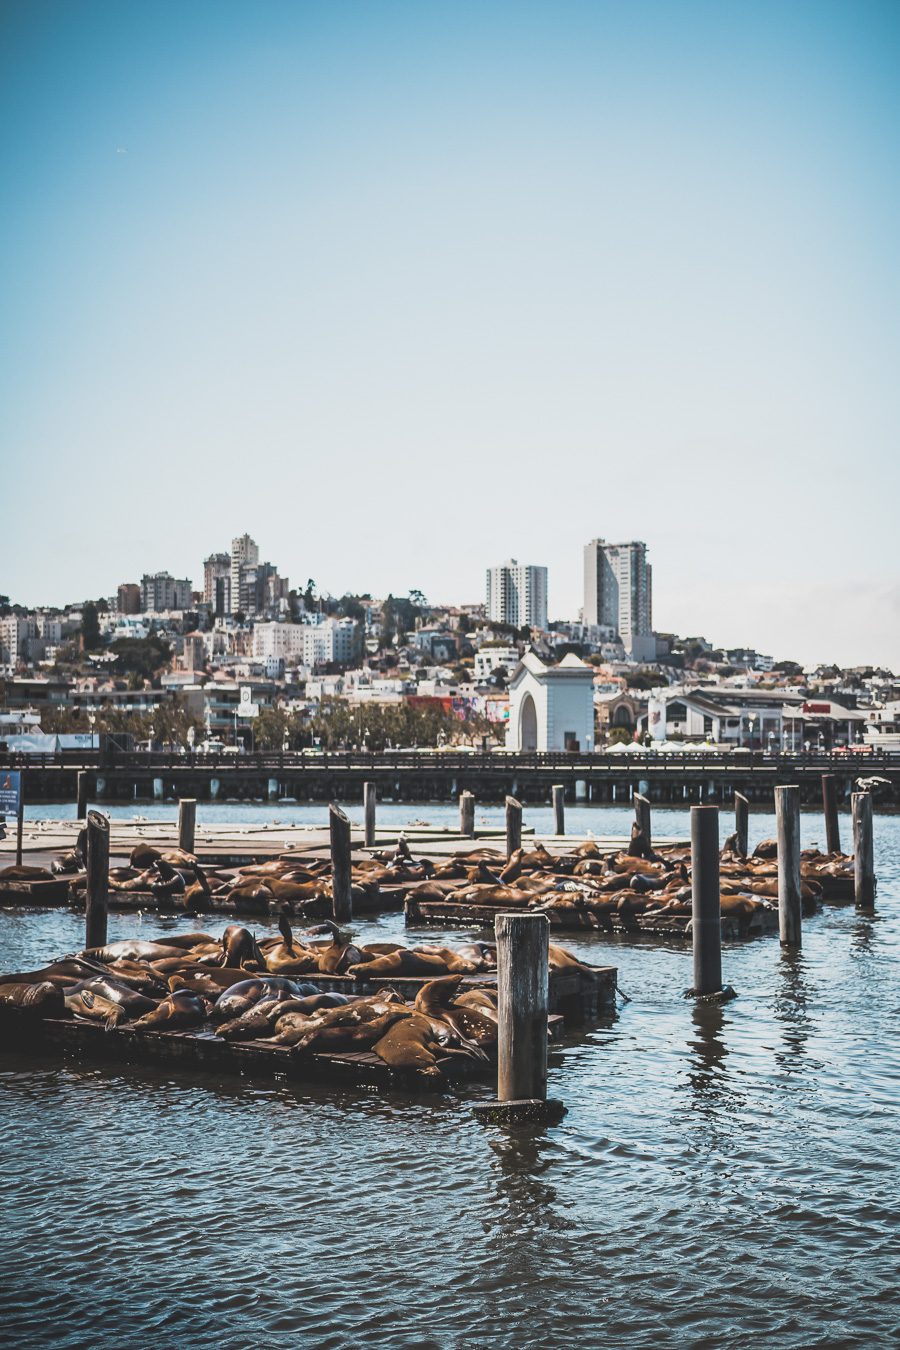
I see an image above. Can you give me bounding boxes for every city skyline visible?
[2,2,899,669]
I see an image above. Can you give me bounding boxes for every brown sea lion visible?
[0,864,58,882]
[131,990,208,1030]
[221,925,267,970]
[64,987,128,1029]
[291,1007,409,1055]
[0,980,64,1015]
[370,1013,448,1075]
[414,977,495,1050]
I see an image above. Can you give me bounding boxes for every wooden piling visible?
[852,792,875,909]
[177,798,196,855]
[822,774,840,855]
[459,791,475,838]
[691,805,722,996]
[15,770,25,868]
[496,911,549,1102]
[76,771,89,821]
[84,809,109,950]
[329,803,353,922]
[775,785,802,947]
[551,784,565,836]
[734,791,749,859]
[505,796,523,858]
[363,782,376,848]
[633,792,651,850]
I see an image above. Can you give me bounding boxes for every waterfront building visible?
[583,539,653,660]
[505,651,595,752]
[486,560,548,631]
[140,572,192,612]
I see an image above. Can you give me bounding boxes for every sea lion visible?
[84,940,190,963]
[212,976,319,1022]
[346,947,454,978]
[64,987,128,1029]
[131,990,208,1030]
[65,976,158,1018]
[414,977,495,1050]
[0,980,64,1015]
[0,864,57,882]
[221,925,267,970]
[370,1012,449,1075]
[291,1008,408,1056]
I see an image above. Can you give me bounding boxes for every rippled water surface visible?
[2,805,899,1348]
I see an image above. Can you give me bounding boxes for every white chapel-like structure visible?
[505,652,595,752]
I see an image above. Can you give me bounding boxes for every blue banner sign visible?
[0,770,22,818]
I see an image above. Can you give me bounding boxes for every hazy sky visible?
[2,1,899,668]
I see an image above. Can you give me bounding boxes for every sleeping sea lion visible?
[64,987,128,1029]
[0,981,64,1015]
[131,990,208,1030]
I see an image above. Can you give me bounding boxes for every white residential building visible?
[253,622,306,664]
[486,560,548,631]
[474,645,519,682]
[302,618,357,668]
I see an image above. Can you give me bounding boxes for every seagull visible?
[116,146,127,155]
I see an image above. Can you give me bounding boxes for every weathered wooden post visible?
[822,774,840,855]
[363,782,376,848]
[775,784,802,947]
[84,809,109,949]
[473,911,565,1125]
[329,803,353,921]
[551,784,565,836]
[505,796,522,858]
[459,790,475,838]
[633,792,651,849]
[690,805,724,996]
[852,791,875,908]
[734,791,749,859]
[177,798,196,854]
[76,770,89,821]
[15,769,25,868]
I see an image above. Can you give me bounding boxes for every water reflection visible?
[487,1129,575,1235]
[686,1003,728,1100]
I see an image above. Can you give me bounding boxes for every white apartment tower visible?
[486,560,548,631]
[583,539,653,658]
[230,534,258,615]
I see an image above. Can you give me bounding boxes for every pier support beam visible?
[689,805,728,998]
[178,798,196,855]
[734,792,749,859]
[459,790,475,839]
[363,782,376,848]
[775,785,802,947]
[852,792,875,909]
[15,770,25,867]
[473,912,565,1126]
[633,792,651,850]
[551,784,565,836]
[329,803,353,922]
[822,774,840,855]
[76,771,89,821]
[505,796,522,858]
[84,810,109,950]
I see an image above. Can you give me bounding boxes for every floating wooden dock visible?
[404,896,780,941]
[0,1006,485,1093]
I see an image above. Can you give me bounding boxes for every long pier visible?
[2,748,897,807]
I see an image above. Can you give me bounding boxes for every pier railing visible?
[1,747,895,774]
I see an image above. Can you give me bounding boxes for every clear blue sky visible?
[2,0,899,668]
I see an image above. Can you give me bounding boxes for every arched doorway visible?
[520,692,538,751]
